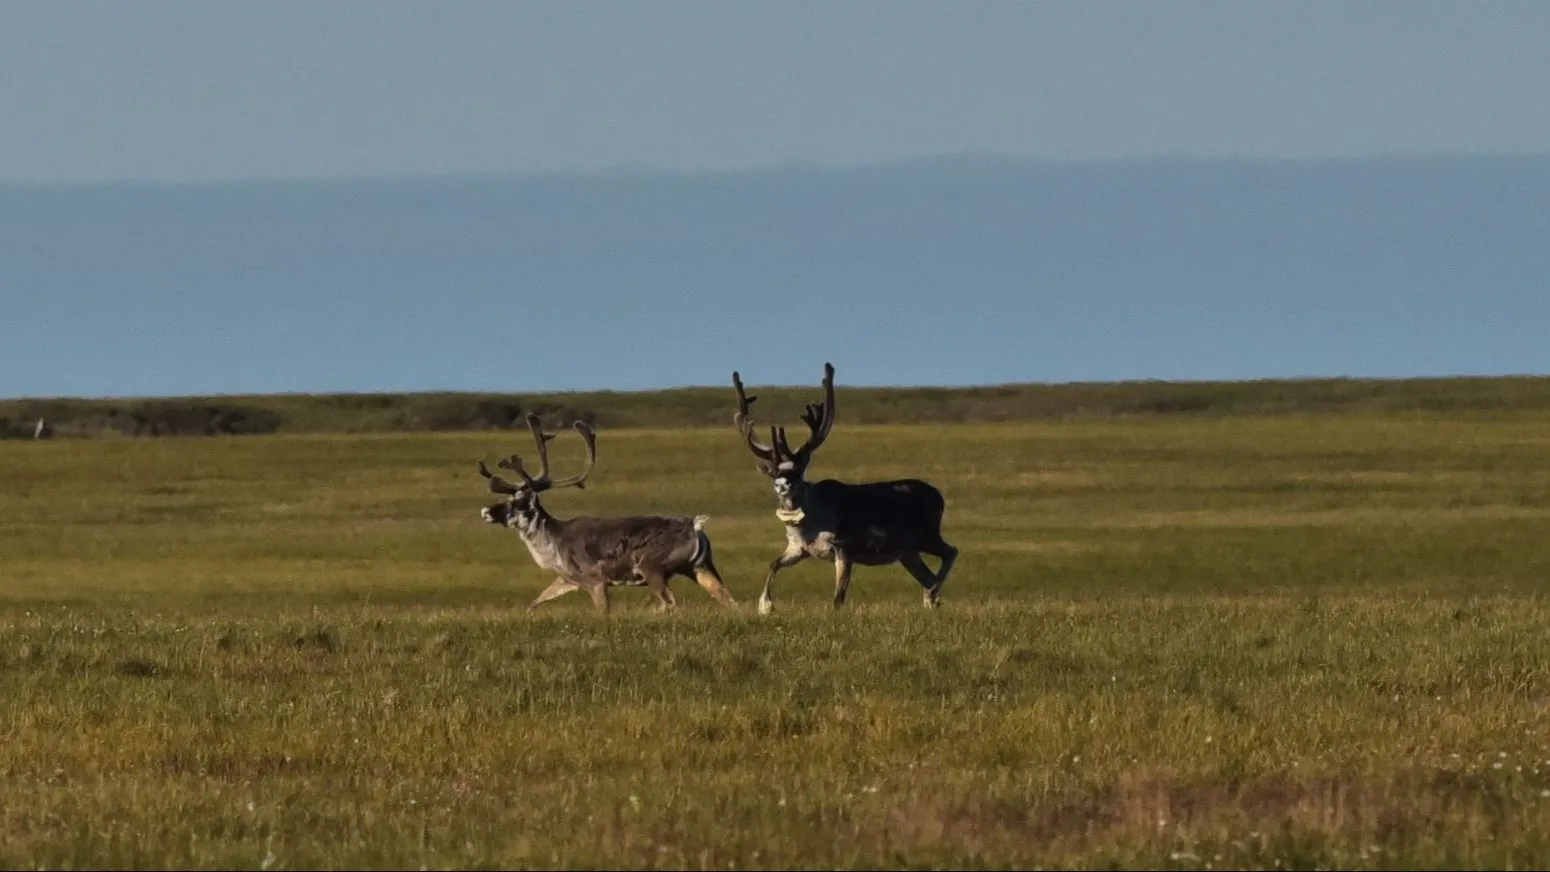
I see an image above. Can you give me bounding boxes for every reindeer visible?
[732,362,958,614]
[477,414,739,614]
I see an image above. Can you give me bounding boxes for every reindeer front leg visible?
[832,551,854,609]
[759,545,808,615]
[527,577,580,611]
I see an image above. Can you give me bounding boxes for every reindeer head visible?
[732,363,836,522]
[477,414,597,527]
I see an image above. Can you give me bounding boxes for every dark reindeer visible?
[732,362,958,613]
[478,414,739,614]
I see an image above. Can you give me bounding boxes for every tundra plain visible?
[4,408,1550,869]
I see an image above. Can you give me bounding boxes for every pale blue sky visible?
[2,3,1548,399]
[4,1,1549,182]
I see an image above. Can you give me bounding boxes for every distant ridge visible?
[6,374,1550,439]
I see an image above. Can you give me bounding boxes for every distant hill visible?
[8,375,1550,439]
[3,155,1548,400]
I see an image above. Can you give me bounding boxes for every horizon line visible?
[5,148,1550,189]
[7,371,1550,405]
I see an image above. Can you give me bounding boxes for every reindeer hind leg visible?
[644,572,676,613]
[917,536,958,608]
[900,551,947,609]
[693,562,739,609]
[687,532,739,609]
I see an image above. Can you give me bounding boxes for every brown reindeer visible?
[732,362,958,613]
[478,414,739,614]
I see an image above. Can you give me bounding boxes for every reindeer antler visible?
[477,457,529,495]
[733,370,778,465]
[522,414,559,485]
[509,414,596,491]
[475,417,559,495]
[547,421,597,490]
[780,362,836,464]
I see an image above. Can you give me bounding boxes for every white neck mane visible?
[511,505,565,573]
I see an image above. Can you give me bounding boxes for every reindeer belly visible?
[799,525,904,564]
[523,546,642,587]
[837,524,912,565]
[806,529,905,563]
[592,557,647,585]
[850,550,906,566]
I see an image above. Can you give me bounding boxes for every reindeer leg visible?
[760,546,808,615]
[900,552,943,609]
[832,552,854,610]
[693,559,740,609]
[689,537,739,608]
[585,581,611,615]
[919,538,959,608]
[527,577,580,611]
[646,573,676,613]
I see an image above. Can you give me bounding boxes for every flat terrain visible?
[4,413,1550,868]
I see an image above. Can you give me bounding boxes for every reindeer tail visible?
[693,514,711,532]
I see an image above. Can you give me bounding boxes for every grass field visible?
[4,412,1550,869]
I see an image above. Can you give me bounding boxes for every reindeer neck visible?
[774,471,812,526]
[510,500,566,565]
[509,498,556,535]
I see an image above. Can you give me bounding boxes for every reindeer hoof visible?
[757,597,774,616]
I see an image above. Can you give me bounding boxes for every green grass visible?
[4,413,1550,869]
